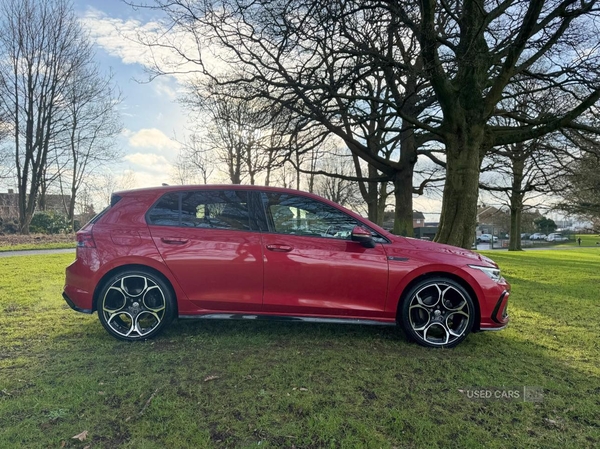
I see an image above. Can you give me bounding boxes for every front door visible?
[259,192,389,318]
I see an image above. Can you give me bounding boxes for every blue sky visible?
[73,0,190,188]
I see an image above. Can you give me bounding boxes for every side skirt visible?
[178,313,397,326]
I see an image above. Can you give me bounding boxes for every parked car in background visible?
[63,185,510,348]
[530,233,547,240]
[477,234,498,243]
[546,233,568,242]
[520,233,531,240]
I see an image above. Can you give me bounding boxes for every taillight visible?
[77,231,96,248]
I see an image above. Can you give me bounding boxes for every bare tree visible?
[556,131,600,229]
[135,0,435,235]
[56,65,122,230]
[94,170,138,209]
[0,0,97,233]
[480,85,579,250]
[139,0,600,247]
[186,81,285,185]
[172,134,214,184]
[314,151,362,210]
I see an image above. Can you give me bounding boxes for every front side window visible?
[263,192,360,240]
[147,190,251,231]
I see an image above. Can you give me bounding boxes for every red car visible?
[63,185,509,348]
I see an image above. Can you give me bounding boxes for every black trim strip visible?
[491,291,508,323]
[387,256,409,261]
[62,292,93,314]
[178,313,396,326]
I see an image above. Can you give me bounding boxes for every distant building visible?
[413,211,425,228]
[0,189,69,219]
[382,210,427,231]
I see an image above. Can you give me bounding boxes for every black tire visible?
[399,277,475,348]
[96,269,175,341]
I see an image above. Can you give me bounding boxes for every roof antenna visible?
[161,183,169,186]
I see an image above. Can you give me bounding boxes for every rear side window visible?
[147,190,251,231]
[88,195,122,225]
[147,193,180,226]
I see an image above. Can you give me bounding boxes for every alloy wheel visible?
[100,275,167,339]
[406,282,471,347]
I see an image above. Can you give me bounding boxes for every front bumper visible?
[479,290,510,330]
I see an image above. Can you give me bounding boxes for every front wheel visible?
[97,270,175,341]
[399,277,475,348]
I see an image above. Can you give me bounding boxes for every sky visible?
[72,0,190,189]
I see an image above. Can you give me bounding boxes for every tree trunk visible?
[508,203,522,251]
[363,163,379,223]
[376,182,388,227]
[508,156,525,251]
[392,169,414,236]
[435,134,483,248]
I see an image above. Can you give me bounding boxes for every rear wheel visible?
[97,270,175,341]
[400,277,475,348]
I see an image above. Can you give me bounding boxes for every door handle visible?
[161,237,189,245]
[266,244,293,252]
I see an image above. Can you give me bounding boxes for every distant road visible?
[0,248,75,258]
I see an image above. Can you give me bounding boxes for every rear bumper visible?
[62,292,93,314]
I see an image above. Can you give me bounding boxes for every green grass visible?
[0,242,76,252]
[1,250,599,448]
[557,234,600,247]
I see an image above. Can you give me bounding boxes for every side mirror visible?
[351,226,376,248]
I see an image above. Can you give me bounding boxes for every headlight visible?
[468,265,502,282]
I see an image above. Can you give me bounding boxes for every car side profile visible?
[546,233,568,242]
[476,234,498,243]
[63,185,510,348]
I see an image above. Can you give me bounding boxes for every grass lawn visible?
[1,250,599,448]
[557,234,600,248]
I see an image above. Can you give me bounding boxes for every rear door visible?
[147,189,264,312]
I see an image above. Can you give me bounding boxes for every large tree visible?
[557,141,600,229]
[0,0,97,233]
[138,0,438,235]
[398,0,600,247]
[141,0,600,247]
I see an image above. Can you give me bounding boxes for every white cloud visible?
[127,128,180,152]
[80,7,229,84]
[124,152,172,170]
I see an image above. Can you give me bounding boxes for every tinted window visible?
[148,191,253,230]
[181,190,250,231]
[263,193,360,240]
[147,193,180,226]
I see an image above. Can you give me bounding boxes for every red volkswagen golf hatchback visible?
[63,185,509,348]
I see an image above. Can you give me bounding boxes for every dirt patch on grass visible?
[0,233,75,246]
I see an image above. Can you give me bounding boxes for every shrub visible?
[29,211,71,234]
[0,217,19,234]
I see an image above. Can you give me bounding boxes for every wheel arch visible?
[395,271,481,332]
[92,263,178,315]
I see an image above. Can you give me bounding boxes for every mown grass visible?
[0,242,76,252]
[557,234,600,247]
[0,250,599,448]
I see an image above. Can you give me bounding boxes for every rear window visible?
[147,190,251,231]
